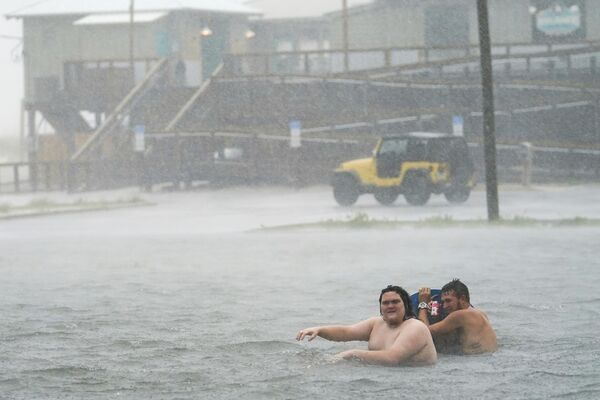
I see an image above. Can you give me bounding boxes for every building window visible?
[424,5,469,47]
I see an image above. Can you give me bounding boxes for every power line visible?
[6,0,52,16]
[0,35,22,41]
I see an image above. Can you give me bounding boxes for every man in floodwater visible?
[418,279,497,354]
[296,285,437,366]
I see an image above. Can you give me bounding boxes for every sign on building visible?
[531,1,585,42]
[289,120,301,148]
[452,115,464,136]
[133,125,145,152]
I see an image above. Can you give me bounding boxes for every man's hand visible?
[335,349,361,361]
[296,327,320,341]
[419,287,432,304]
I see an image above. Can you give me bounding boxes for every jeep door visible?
[376,138,407,178]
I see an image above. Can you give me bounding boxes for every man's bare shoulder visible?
[450,307,492,325]
[401,318,429,332]
[405,317,426,326]
[356,316,383,328]
[465,307,491,319]
[371,317,425,332]
[364,316,384,329]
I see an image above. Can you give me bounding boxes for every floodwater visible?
[1,185,599,399]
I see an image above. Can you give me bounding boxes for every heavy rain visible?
[1,1,599,399]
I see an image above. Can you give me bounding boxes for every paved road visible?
[1,183,600,238]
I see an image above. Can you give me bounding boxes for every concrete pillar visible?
[26,106,38,191]
[520,142,533,187]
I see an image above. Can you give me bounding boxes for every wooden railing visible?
[0,159,137,193]
[2,134,599,194]
[223,41,600,77]
[0,161,69,193]
[71,58,169,162]
[165,63,224,132]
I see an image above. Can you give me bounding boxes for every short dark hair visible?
[441,279,470,303]
[379,285,415,319]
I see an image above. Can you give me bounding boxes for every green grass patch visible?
[28,198,58,209]
[258,213,600,231]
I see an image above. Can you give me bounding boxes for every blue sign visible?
[134,125,145,152]
[452,115,464,136]
[289,120,301,148]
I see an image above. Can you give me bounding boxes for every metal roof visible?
[73,12,168,25]
[246,0,373,20]
[6,0,261,18]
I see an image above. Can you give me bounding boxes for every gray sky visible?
[0,0,372,139]
[0,0,24,138]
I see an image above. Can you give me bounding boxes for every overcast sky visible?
[0,0,373,139]
[0,0,24,138]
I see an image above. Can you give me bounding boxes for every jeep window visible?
[406,139,428,161]
[378,138,408,157]
[427,138,452,162]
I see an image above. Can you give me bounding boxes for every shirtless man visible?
[296,285,437,366]
[418,279,497,354]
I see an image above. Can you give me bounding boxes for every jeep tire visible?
[333,175,360,206]
[374,188,400,205]
[404,174,431,206]
[444,186,471,203]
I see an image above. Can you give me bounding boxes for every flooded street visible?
[1,184,600,399]
[3,0,600,397]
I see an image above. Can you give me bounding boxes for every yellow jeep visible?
[332,132,475,206]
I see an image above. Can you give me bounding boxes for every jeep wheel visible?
[444,186,471,203]
[333,175,360,206]
[374,188,400,206]
[404,175,431,206]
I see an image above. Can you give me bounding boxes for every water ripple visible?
[23,365,105,376]
[218,340,297,353]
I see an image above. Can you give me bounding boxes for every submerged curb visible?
[0,201,154,221]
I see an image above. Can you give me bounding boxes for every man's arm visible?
[336,320,431,366]
[424,310,465,337]
[296,318,376,342]
[416,286,433,325]
[417,287,463,336]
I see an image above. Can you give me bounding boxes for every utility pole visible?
[342,0,349,71]
[477,0,500,221]
[129,0,135,85]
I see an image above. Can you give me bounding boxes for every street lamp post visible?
[477,0,500,221]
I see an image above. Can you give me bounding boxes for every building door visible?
[201,22,229,81]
